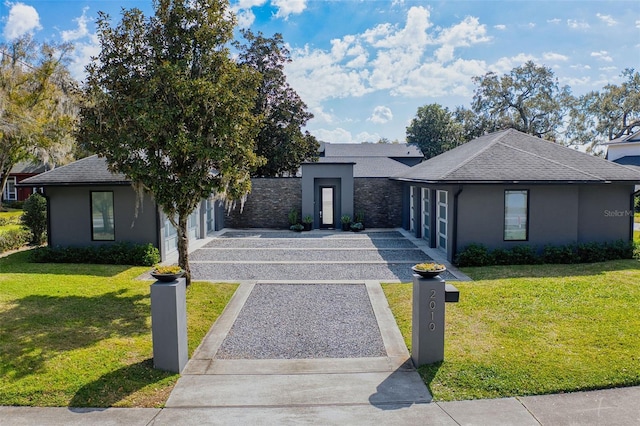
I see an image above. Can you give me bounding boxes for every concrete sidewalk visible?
[3,385,639,425]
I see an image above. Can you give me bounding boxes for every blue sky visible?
[2,1,639,143]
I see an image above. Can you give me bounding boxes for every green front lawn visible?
[383,260,640,401]
[0,251,237,407]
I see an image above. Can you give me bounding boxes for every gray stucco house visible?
[392,129,640,262]
[19,155,224,261]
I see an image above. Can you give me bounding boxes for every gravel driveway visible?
[189,229,455,282]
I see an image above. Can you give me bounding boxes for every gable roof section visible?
[318,156,411,178]
[393,129,640,184]
[604,129,640,145]
[10,161,47,174]
[19,155,130,186]
[322,142,422,158]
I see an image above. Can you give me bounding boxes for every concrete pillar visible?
[150,278,188,373]
[411,275,446,367]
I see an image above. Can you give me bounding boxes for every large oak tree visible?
[566,68,640,151]
[79,0,262,284]
[0,37,77,206]
[471,61,571,141]
[236,30,318,177]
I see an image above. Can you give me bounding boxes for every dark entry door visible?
[320,186,335,229]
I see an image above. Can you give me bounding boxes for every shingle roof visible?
[10,161,47,174]
[318,156,411,178]
[392,128,640,184]
[19,155,130,186]
[321,142,422,158]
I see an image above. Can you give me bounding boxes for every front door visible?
[320,186,335,229]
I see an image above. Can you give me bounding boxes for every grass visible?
[0,210,23,235]
[0,251,237,407]
[382,260,640,401]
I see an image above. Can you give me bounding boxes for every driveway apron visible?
[158,230,459,424]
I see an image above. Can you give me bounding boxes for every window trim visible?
[503,189,529,242]
[90,191,115,241]
[3,176,17,201]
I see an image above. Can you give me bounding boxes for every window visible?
[504,190,528,241]
[437,190,447,250]
[421,188,430,242]
[3,177,17,201]
[91,191,115,241]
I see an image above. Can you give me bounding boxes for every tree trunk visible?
[177,212,191,286]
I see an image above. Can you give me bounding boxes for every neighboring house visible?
[391,129,640,263]
[605,129,640,192]
[19,155,224,260]
[2,161,47,203]
[225,142,424,229]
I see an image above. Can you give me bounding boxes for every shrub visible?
[542,244,578,264]
[29,242,160,266]
[21,193,47,245]
[605,240,634,261]
[287,209,299,226]
[455,243,492,267]
[457,240,633,267]
[0,228,31,253]
[509,245,540,265]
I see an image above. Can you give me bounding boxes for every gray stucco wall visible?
[225,178,302,229]
[455,184,635,255]
[46,185,158,248]
[354,178,404,228]
[577,184,635,243]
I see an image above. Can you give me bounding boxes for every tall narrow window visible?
[3,177,17,201]
[437,190,447,251]
[421,188,430,242]
[91,191,115,241]
[504,190,528,241]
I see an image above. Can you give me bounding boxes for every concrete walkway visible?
[3,229,639,425]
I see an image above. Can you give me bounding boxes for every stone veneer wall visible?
[225,178,301,229]
[226,177,402,229]
[354,178,403,228]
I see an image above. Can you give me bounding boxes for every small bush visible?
[456,240,634,267]
[21,193,47,245]
[0,228,31,253]
[510,245,540,265]
[542,244,578,264]
[455,243,493,267]
[29,242,160,266]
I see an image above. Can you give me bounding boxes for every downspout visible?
[451,186,464,263]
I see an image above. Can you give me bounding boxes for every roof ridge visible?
[438,129,512,180]
[498,137,612,181]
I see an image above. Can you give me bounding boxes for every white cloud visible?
[570,64,591,70]
[599,66,617,72]
[591,50,613,62]
[492,53,537,73]
[567,19,590,30]
[635,19,640,29]
[494,24,506,30]
[543,52,568,62]
[234,9,256,27]
[2,2,41,40]
[435,16,490,62]
[67,33,100,82]
[355,131,381,143]
[547,18,561,24]
[61,7,90,42]
[368,106,393,124]
[272,0,307,19]
[596,13,616,26]
[312,127,354,143]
